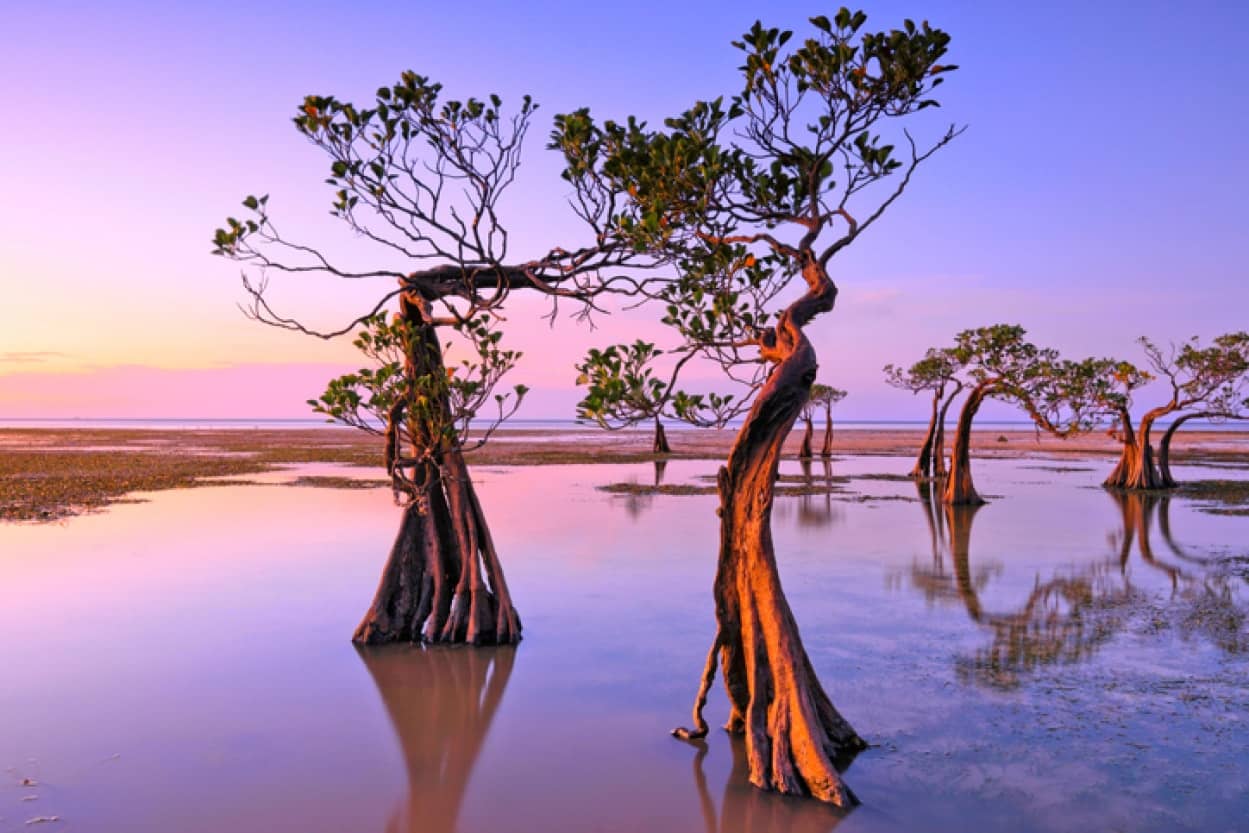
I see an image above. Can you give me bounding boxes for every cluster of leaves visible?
[575,340,742,429]
[1142,333,1249,412]
[813,383,848,405]
[215,72,535,270]
[884,347,959,394]
[889,325,1125,438]
[549,9,960,433]
[309,311,527,455]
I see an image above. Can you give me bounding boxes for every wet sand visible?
[3,425,1246,522]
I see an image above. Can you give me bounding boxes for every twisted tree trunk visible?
[820,406,835,458]
[1103,409,1138,489]
[932,382,962,479]
[654,416,672,455]
[1123,406,1171,491]
[353,293,521,646]
[672,265,865,807]
[942,383,993,505]
[910,390,940,478]
[799,414,815,459]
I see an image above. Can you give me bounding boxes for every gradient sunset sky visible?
[2,1,1246,420]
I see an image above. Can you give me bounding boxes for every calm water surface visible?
[1,455,1247,832]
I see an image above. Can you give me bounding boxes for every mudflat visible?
[2,426,1246,522]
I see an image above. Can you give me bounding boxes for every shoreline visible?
[3,426,1247,523]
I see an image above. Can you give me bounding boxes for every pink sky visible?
[2,2,1246,421]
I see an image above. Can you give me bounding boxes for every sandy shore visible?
[2,425,1246,522]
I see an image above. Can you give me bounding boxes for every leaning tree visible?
[940,325,1110,505]
[212,73,652,645]
[884,348,960,478]
[1107,334,1249,490]
[555,9,961,805]
[800,383,847,459]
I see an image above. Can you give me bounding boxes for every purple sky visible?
[1,1,1246,420]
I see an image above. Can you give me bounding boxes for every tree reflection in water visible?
[620,459,669,520]
[907,483,1248,689]
[774,460,845,531]
[685,737,850,833]
[358,645,515,833]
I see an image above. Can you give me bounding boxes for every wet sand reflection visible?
[908,482,1248,688]
[685,737,848,833]
[359,645,515,833]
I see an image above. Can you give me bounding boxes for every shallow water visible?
[1,455,1247,833]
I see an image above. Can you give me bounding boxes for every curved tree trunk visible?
[942,384,992,506]
[672,289,865,807]
[1103,409,1138,489]
[1157,411,1225,488]
[820,406,834,459]
[799,415,814,459]
[358,644,514,833]
[910,391,940,478]
[1124,407,1172,491]
[354,293,521,646]
[932,383,962,480]
[654,416,672,455]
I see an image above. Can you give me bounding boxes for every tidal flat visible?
[1,432,1247,832]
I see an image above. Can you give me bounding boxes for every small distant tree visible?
[884,349,960,478]
[555,8,961,804]
[575,339,746,454]
[940,325,1109,505]
[1109,334,1249,490]
[810,383,848,457]
[212,72,651,645]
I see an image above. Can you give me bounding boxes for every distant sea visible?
[1,417,1245,432]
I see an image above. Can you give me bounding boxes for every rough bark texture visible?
[799,415,815,459]
[672,279,865,806]
[359,644,514,833]
[942,383,992,505]
[654,417,672,455]
[910,391,940,478]
[1103,409,1139,489]
[1123,407,1170,491]
[353,451,521,645]
[353,293,521,646]
[820,408,834,459]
